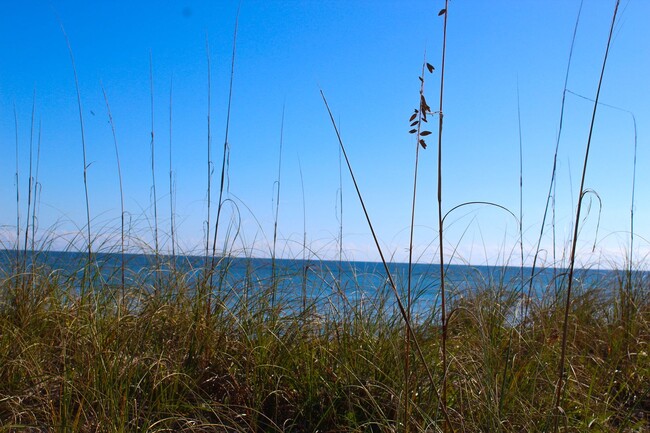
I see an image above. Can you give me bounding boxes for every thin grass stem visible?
[210,6,240,295]
[565,88,638,278]
[101,83,126,296]
[31,119,42,255]
[13,105,21,280]
[23,90,36,269]
[270,106,285,309]
[320,90,453,430]
[298,155,308,312]
[61,23,93,284]
[205,35,212,278]
[169,76,176,262]
[404,58,430,432]
[525,0,583,317]
[553,2,620,430]
[517,81,524,298]
[436,3,450,428]
[149,52,160,265]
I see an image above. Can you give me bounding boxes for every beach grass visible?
[0,251,648,432]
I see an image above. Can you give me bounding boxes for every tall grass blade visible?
[553,2,620,431]
[205,35,213,277]
[149,53,160,265]
[517,81,524,297]
[405,58,430,432]
[13,105,21,280]
[436,2,450,428]
[23,90,36,270]
[336,118,344,305]
[61,23,93,283]
[320,89,453,430]
[31,119,42,254]
[526,0,584,316]
[565,88,638,284]
[210,6,240,295]
[298,155,308,312]
[101,83,126,296]
[270,105,285,309]
[169,76,176,262]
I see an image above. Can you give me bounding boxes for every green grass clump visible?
[0,254,647,432]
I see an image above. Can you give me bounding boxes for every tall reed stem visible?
[149,53,160,264]
[13,105,21,279]
[23,91,36,269]
[270,106,285,308]
[321,90,453,430]
[436,2,449,428]
[565,88,638,303]
[404,59,431,432]
[298,156,308,312]
[205,36,213,277]
[498,80,525,421]
[210,8,240,294]
[101,84,126,296]
[517,82,524,296]
[553,2,619,431]
[169,77,176,262]
[336,119,346,317]
[628,120,637,286]
[62,24,92,277]
[32,120,42,255]
[526,0,583,316]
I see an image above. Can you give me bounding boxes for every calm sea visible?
[0,249,621,317]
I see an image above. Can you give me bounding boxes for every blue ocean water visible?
[0,249,621,317]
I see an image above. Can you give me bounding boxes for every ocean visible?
[0,249,621,319]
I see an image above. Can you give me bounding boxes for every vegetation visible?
[0,252,648,432]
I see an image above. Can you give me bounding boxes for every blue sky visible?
[1,1,648,268]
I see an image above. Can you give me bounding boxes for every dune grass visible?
[0,250,648,432]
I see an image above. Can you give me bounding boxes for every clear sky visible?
[1,1,648,268]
